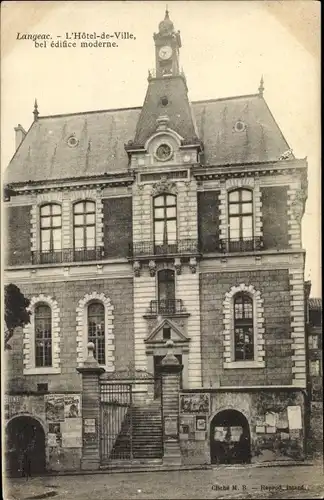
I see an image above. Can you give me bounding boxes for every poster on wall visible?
[61,418,82,448]
[45,395,65,422]
[287,405,302,430]
[64,395,81,418]
[48,423,62,446]
[196,416,207,431]
[179,393,210,414]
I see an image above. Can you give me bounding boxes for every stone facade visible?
[179,389,305,465]
[4,10,309,472]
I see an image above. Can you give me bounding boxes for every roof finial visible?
[258,75,264,96]
[33,98,39,121]
[159,6,174,34]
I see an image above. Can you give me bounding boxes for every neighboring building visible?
[305,296,323,457]
[4,10,309,473]
[307,298,322,401]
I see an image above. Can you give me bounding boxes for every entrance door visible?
[153,355,182,399]
[210,410,251,465]
[6,416,46,476]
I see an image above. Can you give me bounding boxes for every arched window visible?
[153,194,177,253]
[40,204,62,257]
[228,189,253,251]
[35,304,52,367]
[233,293,254,361]
[158,269,175,314]
[88,302,105,365]
[73,201,96,259]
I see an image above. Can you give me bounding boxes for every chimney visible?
[14,124,27,150]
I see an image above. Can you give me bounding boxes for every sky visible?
[1,1,321,296]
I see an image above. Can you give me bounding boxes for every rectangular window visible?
[310,360,320,376]
[73,201,96,260]
[308,335,319,350]
[158,269,176,314]
[234,293,254,361]
[88,302,105,365]
[154,194,177,253]
[228,189,254,252]
[40,204,62,259]
[35,304,52,367]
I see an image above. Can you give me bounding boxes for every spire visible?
[258,75,264,96]
[33,99,39,121]
[158,7,174,35]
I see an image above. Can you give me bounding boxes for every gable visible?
[145,318,189,344]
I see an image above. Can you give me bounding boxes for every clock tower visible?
[154,10,181,77]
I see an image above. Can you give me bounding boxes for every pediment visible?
[145,318,189,344]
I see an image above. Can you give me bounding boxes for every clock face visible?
[155,144,173,161]
[159,46,172,60]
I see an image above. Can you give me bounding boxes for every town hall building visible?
[4,10,309,473]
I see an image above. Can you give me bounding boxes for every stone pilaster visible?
[289,269,307,388]
[160,340,183,466]
[77,342,105,471]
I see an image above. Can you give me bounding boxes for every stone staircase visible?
[110,401,163,460]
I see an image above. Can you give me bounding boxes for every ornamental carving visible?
[174,257,182,275]
[152,176,177,196]
[149,260,157,277]
[189,257,197,274]
[291,189,306,222]
[133,260,141,277]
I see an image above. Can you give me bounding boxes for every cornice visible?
[193,159,307,181]
[5,172,135,195]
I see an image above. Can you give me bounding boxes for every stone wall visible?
[4,393,82,472]
[5,277,134,392]
[200,269,293,387]
[308,402,323,457]
[179,389,305,465]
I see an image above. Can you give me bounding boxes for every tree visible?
[4,284,31,350]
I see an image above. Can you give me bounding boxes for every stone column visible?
[77,342,105,471]
[160,340,183,466]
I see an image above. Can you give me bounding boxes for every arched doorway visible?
[210,409,251,465]
[6,416,46,477]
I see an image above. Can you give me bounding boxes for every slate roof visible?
[5,92,291,185]
[134,76,198,145]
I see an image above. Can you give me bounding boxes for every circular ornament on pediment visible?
[67,135,79,148]
[234,120,246,132]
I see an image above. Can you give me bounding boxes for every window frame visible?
[73,200,96,250]
[233,292,254,362]
[23,294,61,375]
[222,283,265,369]
[157,269,176,314]
[310,360,320,377]
[34,303,52,368]
[228,188,253,241]
[76,292,115,370]
[153,194,177,248]
[39,203,62,253]
[87,301,106,365]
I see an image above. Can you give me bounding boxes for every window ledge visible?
[143,312,190,319]
[23,367,61,375]
[224,361,265,370]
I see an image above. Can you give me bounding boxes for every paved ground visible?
[3,464,324,500]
